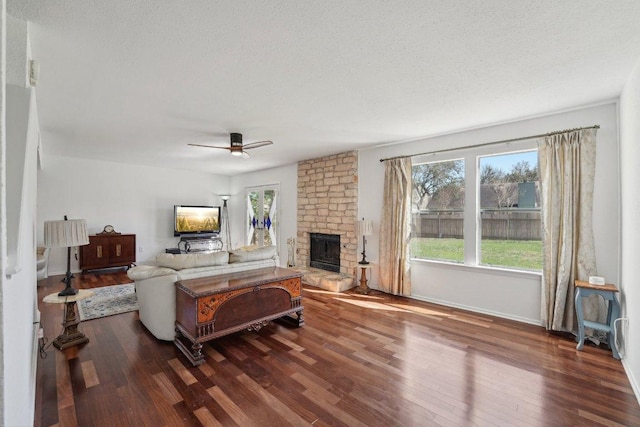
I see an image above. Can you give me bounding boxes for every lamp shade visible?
[44,219,90,248]
[357,219,374,236]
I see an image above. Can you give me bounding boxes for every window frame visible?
[410,141,540,273]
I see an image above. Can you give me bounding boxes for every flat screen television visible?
[174,205,221,237]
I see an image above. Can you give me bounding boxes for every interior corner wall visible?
[37,155,230,274]
[619,55,640,402]
[358,103,620,324]
[229,163,298,265]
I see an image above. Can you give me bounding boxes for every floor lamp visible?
[220,195,232,251]
[44,216,90,296]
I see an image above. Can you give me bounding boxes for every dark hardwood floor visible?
[35,270,640,426]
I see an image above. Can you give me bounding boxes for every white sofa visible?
[127,246,278,341]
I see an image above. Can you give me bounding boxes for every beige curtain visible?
[379,158,412,296]
[539,128,603,332]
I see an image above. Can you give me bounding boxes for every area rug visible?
[78,283,138,321]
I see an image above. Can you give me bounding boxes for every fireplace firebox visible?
[310,233,340,272]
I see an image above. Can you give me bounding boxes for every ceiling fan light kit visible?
[230,132,243,146]
[188,132,273,157]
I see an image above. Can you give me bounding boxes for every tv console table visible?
[174,267,304,366]
[166,236,223,254]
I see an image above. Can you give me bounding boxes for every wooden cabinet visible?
[79,234,136,273]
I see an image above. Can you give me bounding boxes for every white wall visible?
[230,164,298,265]
[358,103,620,324]
[36,156,297,275]
[1,14,41,426]
[37,155,230,274]
[5,84,31,275]
[6,15,28,87]
[619,56,640,401]
[3,86,39,427]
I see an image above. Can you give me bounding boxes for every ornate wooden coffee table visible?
[174,267,304,366]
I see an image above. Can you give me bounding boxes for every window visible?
[410,159,465,263]
[479,151,542,271]
[409,145,542,273]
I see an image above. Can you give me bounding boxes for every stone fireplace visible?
[297,151,358,276]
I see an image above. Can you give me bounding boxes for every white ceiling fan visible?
[188,133,273,158]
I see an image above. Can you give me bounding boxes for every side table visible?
[43,289,94,350]
[574,280,620,359]
[356,264,373,294]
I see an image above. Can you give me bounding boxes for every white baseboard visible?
[622,359,640,407]
[47,268,82,276]
[409,294,543,326]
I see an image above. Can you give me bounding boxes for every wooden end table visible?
[43,289,94,350]
[356,264,373,294]
[574,280,620,359]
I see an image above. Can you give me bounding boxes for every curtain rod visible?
[379,124,600,163]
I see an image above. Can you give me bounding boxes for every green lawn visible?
[410,237,542,271]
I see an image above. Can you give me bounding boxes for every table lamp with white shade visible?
[44,216,90,296]
[357,218,374,265]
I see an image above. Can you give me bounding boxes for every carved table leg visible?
[248,320,269,332]
[356,266,371,295]
[174,328,205,366]
[53,301,89,350]
[190,342,203,363]
[296,309,305,327]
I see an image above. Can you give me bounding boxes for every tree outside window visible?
[411,159,465,263]
[479,152,542,271]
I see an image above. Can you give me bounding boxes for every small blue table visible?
[574,280,620,359]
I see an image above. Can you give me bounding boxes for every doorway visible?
[246,185,279,248]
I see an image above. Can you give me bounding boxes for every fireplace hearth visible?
[310,233,340,272]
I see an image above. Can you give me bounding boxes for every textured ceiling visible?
[8,1,640,175]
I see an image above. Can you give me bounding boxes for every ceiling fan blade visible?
[188,143,231,151]
[242,140,273,150]
[241,151,251,159]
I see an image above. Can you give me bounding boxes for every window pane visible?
[479,151,542,271]
[411,159,465,262]
[263,189,277,247]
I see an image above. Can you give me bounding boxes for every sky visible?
[479,150,537,173]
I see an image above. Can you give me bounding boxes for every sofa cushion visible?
[229,245,277,263]
[177,258,278,280]
[155,251,229,270]
[127,265,177,280]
